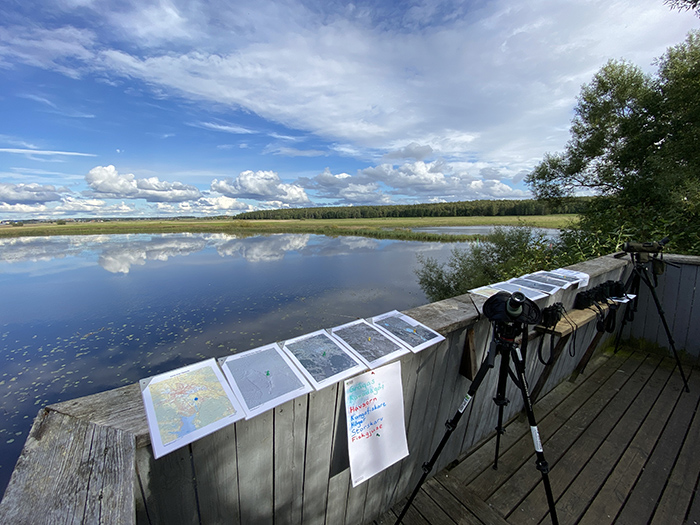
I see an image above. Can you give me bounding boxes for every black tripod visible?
[395,292,559,525]
[614,248,689,393]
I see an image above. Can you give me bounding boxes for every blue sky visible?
[0,0,697,219]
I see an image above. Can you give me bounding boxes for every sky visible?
[0,0,698,220]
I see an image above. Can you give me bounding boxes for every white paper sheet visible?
[219,343,313,418]
[140,358,246,459]
[345,361,409,487]
[331,318,411,368]
[281,329,367,390]
[370,310,445,353]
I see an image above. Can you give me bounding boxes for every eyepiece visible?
[506,292,525,318]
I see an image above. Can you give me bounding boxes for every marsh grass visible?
[0,214,577,242]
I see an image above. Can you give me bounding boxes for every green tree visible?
[415,226,559,302]
[527,31,700,256]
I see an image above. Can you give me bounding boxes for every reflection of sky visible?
[0,232,464,493]
[411,226,560,239]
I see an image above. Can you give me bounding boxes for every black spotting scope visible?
[622,237,669,254]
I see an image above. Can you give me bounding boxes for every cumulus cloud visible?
[383,142,434,161]
[0,182,65,204]
[155,195,253,215]
[299,159,530,204]
[211,170,310,205]
[86,165,202,202]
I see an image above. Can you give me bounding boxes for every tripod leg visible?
[615,267,640,353]
[638,266,690,393]
[510,345,559,525]
[493,350,511,470]
[394,346,495,525]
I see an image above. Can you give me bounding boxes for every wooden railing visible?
[0,254,635,524]
[619,254,700,358]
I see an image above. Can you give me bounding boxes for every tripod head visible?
[484,292,542,341]
[618,236,674,273]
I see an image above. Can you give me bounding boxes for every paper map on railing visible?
[331,319,410,368]
[141,358,245,459]
[282,330,366,390]
[219,343,313,418]
[370,310,445,353]
[345,361,408,487]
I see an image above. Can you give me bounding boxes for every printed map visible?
[375,316,437,348]
[334,322,403,365]
[150,366,237,445]
[285,333,360,383]
[224,346,307,410]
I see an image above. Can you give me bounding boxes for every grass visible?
[0,214,578,242]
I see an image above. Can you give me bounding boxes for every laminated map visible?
[220,343,313,418]
[141,358,246,458]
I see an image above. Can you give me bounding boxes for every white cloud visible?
[383,142,434,161]
[0,148,96,157]
[0,202,49,214]
[1,1,697,215]
[155,195,253,215]
[211,170,310,205]
[0,182,64,204]
[194,121,255,134]
[86,165,202,202]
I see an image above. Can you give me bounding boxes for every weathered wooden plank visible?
[390,339,446,502]
[81,421,136,524]
[325,386,352,525]
[529,333,572,402]
[443,349,617,491]
[408,487,455,525]
[50,382,150,448]
[235,411,275,524]
[615,369,700,525]
[190,422,240,525]
[326,469,351,525]
[552,357,673,524]
[455,317,496,457]
[135,443,199,524]
[467,351,637,503]
[493,354,654,522]
[651,376,700,524]
[344,476,369,525]
[671,263,698,353]
[424,477,506,525]
[577,365,688,525]
[273,396,308,525]
[406,337,454,488]
[376,350,423,514]
[302,384,339,525]
[0,409,136,525]
[431,329,472,475]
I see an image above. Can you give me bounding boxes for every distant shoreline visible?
[0,214,577,242]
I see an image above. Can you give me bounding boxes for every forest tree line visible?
[234,197,589,220]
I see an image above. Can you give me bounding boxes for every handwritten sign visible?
[344,360,409,487]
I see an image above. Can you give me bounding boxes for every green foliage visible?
[527,31,700,256]
[234,198,589,220]
[415,226,562,302]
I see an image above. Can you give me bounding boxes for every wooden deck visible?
[375,347,700,525]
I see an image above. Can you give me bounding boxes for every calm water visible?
[0,232,466,493]
[411,225,560,238]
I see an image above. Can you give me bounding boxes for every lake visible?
[0,232,468,494]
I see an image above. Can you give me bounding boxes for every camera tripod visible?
[614,250,689,392]
[395,296,559,525]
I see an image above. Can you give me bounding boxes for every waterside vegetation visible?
[0,214,575,242]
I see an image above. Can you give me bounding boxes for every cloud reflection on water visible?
[0,232,444,274]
